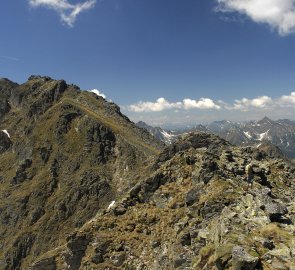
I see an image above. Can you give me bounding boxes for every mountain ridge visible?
[1,76,294,270]
[0,75,163,269]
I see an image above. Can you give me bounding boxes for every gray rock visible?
[31,257,56,270]
[0,131,12,153]
[11,159,32,185]
[110,252,126,267]
[113,205,127,216]
[91,253,104,264]
[264,202,288,222]
[64,233,90,270]
[4,233,36,270]
[0,99,10,119]
[264,202,288,216]
[185,187,201,206]
[232,246,259,270]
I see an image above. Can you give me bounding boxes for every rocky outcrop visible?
[5,233,36,270]
[0,78,18,119]
[157,132,230,164]
[232,246,259,270]
[31,257,56,270]
[0,131,12,153]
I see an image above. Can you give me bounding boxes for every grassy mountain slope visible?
[30,133,295,270]
[0,76,163,269]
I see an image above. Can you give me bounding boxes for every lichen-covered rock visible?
[264,202,288,216]
[231,246,259,270]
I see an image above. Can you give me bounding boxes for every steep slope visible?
[0,76,163,269]
[29,133,295,270]
[0,78,18,120]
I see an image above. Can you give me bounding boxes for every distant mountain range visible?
[137,117,295,158]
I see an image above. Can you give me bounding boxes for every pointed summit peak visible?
[258,116,273,124]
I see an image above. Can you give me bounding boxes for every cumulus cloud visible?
[28,0,96,27]
[278,92,295,106]
[128,97,221,112]
[233,96,273,110]
[129,98,182,112]
[183,98,221,110]
[216,0,295,35]
[89,89,106,99]
[127,91,295,114]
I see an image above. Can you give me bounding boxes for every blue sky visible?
[1,0,295,126]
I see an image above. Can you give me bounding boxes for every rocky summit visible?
[1,77,295,270]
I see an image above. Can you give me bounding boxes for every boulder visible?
[264,202,288,222]
[185,187,201,206]
[232,246,259,270]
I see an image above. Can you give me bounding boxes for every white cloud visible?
[129,98,182,112]
[183,98,221,109]
[89,89,106,99]
[127,92,295,114]
[278,92,295,106]
[128,97,221,112]
[28,0,96,27]
[216,0,295,35]
[233,96,273,110]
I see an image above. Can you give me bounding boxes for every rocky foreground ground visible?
[31,133,295,270]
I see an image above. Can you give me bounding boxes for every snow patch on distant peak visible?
[258,130,270,141]
[161,130,173,139]
[2,129,10,138]
[243,131,252,139]
[287,142,290,147]
[160,129,176,144]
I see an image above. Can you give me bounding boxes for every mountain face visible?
[27,133,295,270]
[1,76,294,270]
[0,76,163,270]
[136,121,178,144]
[138,117,295,158]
